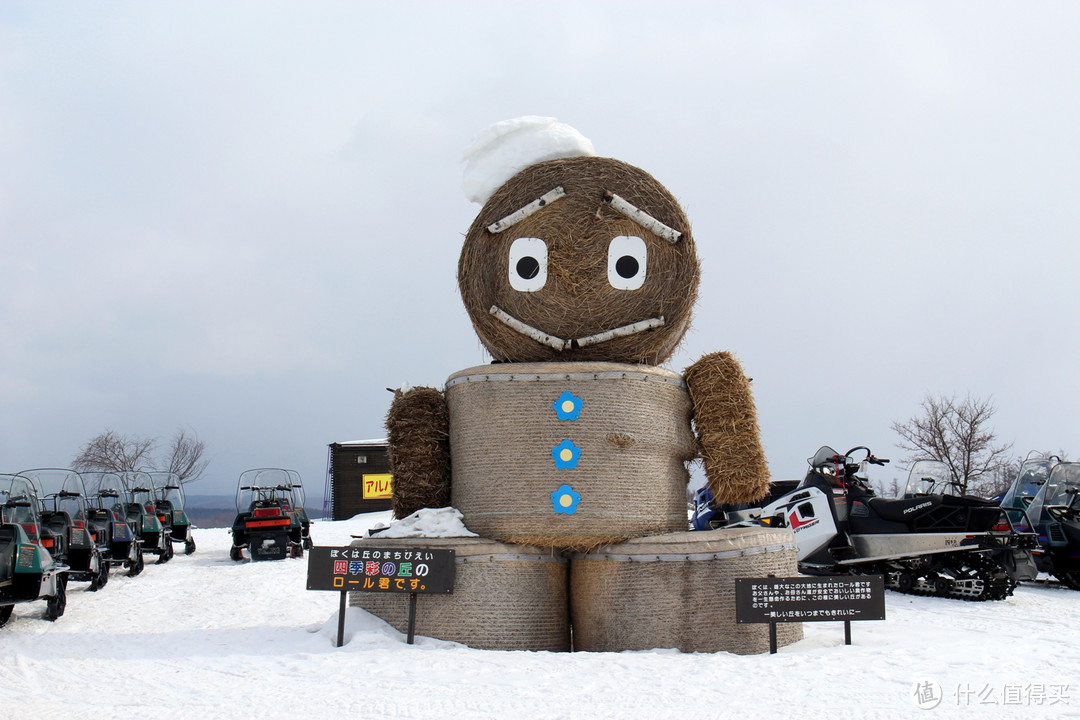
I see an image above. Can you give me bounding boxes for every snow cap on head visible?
[462,116,597,204]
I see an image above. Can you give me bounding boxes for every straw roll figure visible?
[387,117,771,542]
[373,118,803,654]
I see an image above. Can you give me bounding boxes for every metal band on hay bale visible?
[348,536,570,652]
[569,527,802,654]
[684,351,770,505]
[386,387,452,519]
[459,156,699,365]
[445,362,698,550]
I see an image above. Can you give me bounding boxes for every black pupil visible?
[615,255,639,279]
[516,256,540,280]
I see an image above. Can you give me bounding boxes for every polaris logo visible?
[904,501,932,515]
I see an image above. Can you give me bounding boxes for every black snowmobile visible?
[83,472,145,577]
[119,471,173,564]
[1001,458,1080,589]
[230,469,306,562]
[745,447,1037,600]
[0,474,68,625]
[147,472,196,555]
[20,468,110,592]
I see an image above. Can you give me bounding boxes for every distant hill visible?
[183,494,324,529]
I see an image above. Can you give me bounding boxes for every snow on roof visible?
[461,116,596,205]
[331,438,388,447]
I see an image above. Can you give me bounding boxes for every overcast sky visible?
[1,2,1076,499]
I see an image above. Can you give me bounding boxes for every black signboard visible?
[735,575,885,652]
[306,545,456,647]
[307,545,455,594]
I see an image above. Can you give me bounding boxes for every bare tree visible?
[72,429,156,473]
[162,429,210,484]
[72,428,209,485]
[891,394,1013,496]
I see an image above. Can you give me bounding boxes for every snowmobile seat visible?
[868,495,943,523]
[42,511,73,535]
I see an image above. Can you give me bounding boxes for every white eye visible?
[608,235,647,290]
[508,237,547,292]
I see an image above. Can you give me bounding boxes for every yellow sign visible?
[362,473,393,500]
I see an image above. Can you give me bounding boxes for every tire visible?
[0,604,13,628]
[230,545,244,562]
[896,571,914,593]
[129,548,145,577]
[290,544,304,559]
[185,538,196,555]
[303,536,313,551]
[89,561,109,592]
[45,576,67,621]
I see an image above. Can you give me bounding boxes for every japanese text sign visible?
[306,545,455,594]
[735,575,885,624]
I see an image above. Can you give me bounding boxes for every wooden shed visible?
[324,439,393,520]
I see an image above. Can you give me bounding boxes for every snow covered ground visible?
[2,512,1077,719]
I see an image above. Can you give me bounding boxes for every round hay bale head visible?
[459,156,698,365]
[348,536,570,652]
[446,362,698,550]
[569,527,802,654]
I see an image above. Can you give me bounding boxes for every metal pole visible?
[336,590,347,648]
[769,622,777,654]
[406,592,418,645]
[844,620,852,646]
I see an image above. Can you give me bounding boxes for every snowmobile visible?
[119,471,173,564]
[690,479,800,531]
[0,473,68,625]
[147,472,196,555]
[1001,459,1080,590]
[83,472,144,577]
[229,469,306,561]
[20,468,110,592]
[717,447,1037,601]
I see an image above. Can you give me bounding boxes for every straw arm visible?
[683,351,771,505]
[385,386,453,519]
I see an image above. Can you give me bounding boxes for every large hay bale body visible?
[569,527,802,654]
[446,362,698,549]
[349,536,569,652]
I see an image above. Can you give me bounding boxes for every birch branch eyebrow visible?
[486,187,566,234]
[602,191,682,243]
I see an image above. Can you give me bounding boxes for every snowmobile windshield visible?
[903,460,962,497]
[0,475,42,528]
[20,468,90,521]
[161,486,185,509]
[1026,462,1080,526]
[148,472,183,505]
[237,469,294,511]
[1000,458,1055,510]
[808,446,841,469]
[286,470,305,507]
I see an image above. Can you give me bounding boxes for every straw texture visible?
[445,362,698,550]
[570,527,802,654]
[684,351,770,505]
[459,156,698,365]
[385,387,452,519]
[349,536,570,651]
